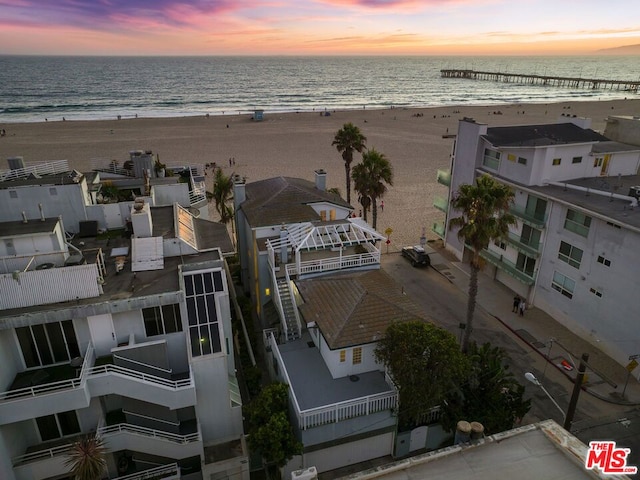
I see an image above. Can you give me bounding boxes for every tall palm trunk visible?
[462,258,480,353]
[371,198,378,229]
[345,162,352,205]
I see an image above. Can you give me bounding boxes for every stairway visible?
[277,278,300,341]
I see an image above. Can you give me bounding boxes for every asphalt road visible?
[381,252,640,467]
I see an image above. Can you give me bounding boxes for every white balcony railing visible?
[113,463,179,480]
[0,159,70,182]
[85,364,192,390]
[266,331,397,430]
[11,443,72,467]
[286,252,379,277]
[99,423,201,445]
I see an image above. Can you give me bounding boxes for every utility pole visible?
[564,353,589,431]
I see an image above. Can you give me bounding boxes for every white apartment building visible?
[435,116,640,372]
[0,168,247,480]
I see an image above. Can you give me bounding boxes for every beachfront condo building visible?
[234,171,445,476]
[0,172,248,480]
[0,151,208,234]
[435,115,640,374]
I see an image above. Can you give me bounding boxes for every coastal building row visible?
[434,114,640,373]
[0,157,247,480]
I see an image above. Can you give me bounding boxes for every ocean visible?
[0,55,637,123]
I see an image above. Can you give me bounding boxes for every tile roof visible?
[297,269,431,350]
[241,176,352,227]
[483,122,608,147]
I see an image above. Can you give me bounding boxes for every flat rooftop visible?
[278,333,392,410]
[340,420,629,480]
[526,174,640,231]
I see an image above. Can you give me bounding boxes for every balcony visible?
[433,196,448,213]
[506,232,541,258]
[113,463,180,480]
[99,423,202,460]
[266,332,397,432]
[0,346,196,423]
[509,204,547,229]
[436,169,451,187]
[480,248,536,285]
[267,220,386,280]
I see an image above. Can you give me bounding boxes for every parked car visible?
[401,245,430,267]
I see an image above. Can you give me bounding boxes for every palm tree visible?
[351,162,372,222]
[332,123,367,205]
[351,148,393,230]
[449,175,516,353]
[65,434,108,480]
[211,168,234,224]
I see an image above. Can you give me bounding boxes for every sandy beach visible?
[1,98,639,249]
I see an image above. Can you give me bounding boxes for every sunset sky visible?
[1,0,638,56]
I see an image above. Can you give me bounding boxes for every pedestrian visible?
[229,157,232,167]
[512,295,520,313]
[380,200,384,212]
[519,298,526,316]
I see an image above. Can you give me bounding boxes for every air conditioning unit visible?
[291,466,317,480]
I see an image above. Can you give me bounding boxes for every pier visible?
[441,69,639,93]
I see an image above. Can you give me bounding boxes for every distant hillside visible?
[598,44,640,54]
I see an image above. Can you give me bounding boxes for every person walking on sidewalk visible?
[519,298,526,316]
[512,295,520,313]
[380,200,384,212]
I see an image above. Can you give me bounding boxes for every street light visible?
[526,352,589,431]
[525,372,565,421]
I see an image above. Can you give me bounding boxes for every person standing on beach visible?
[512,295,520,313]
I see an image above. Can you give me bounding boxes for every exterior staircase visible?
[276,278,300,341]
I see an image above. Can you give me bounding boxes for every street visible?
[381,252,640,465]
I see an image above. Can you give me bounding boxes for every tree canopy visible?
[374,321,469,429]
[449,175,516,352]
[211,168,234,224]
[352,148,393,229]
[332,123,367,205]
[245,383,302,468]
[440,342,531,435]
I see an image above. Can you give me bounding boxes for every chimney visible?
[130,198,153,238]
[314,169,327,191]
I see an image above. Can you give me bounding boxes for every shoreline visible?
[1,98,639,249]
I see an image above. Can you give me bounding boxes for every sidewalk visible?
[427,245,640,407]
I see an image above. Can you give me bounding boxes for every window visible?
[49,187,57,196]
[493,239,506,250]
[320,210,327,221]
[36,411,80,441]
[606,221,621,229]
[517,157,527,165]
[594,157,603,167]
[552,271,575,299]
[330,209,336,221]
[339,350,346,363]
[17,321,80,368]
[572,156,583,164]
[520,224,541,248]
[597,255,611,267]
[9,190,18,199]
[143,304,183,337]
[564,209,591,237]
[507,154,516,162]
[552,158,561,166]
[558,241,583,269]
[184,270,225,357]
[352,347,362,365]
[483,149,501,170]
[590,287,603,298]
[525,195,547,222]
[516,253,536,277]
